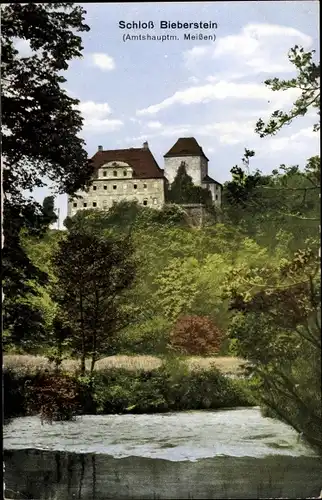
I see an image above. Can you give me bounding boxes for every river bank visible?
[3,354,255,420]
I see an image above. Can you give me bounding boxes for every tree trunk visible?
[90,289,99,374]
[80,293,86,375]
[90,353,96,374]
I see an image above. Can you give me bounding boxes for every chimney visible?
[98,145,103,152]
[142,141,149,150]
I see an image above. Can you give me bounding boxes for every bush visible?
[89,357,254,414]
[170,315,223,355]
[25,371,80,423]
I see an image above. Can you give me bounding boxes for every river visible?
[3,407,322,499]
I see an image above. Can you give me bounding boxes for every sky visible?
[15,1,320,225]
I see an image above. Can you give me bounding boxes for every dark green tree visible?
[166,162,212,206]
[51,231,136,374]
[1,3,94,341]
[41,196,58,229]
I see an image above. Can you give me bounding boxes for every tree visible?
[223,152,319,250]
[51,231,136,374]
[255,45,320,136]
[41,196,58,229]
[1,3,93,343]
[166,162,212,206]
[170,315,223,355]
[224,249,321,450]
[223,45,321,451]
[224,46,320,241]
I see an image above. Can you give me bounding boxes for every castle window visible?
[93,185,97,191]
[83,202,87,207]
[104,185,107,190]
[93,202,97,207]
[215,185,218,190]
[215,195,218,200]
[113,170,118,177]
[134,184,137,189]
[103,200,108,209]
[73,202,77,208]
[143,183,147,189]
[143,200,148,206]
[123,170,127,176]
[113,185,117,190]
[103,171,107,177]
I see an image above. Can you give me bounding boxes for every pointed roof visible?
[203,174,222,187]
[164,137,209,161]
[91,146,164,179]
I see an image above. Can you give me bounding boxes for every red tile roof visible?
[91,147,164,179]
[164,137,209,161]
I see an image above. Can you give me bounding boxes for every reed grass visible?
[3,353,246,376]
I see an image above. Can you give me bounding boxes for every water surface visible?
[4,408,322,499]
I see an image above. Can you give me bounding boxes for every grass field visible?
[3,354,247,376]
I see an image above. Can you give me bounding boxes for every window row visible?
[101,170,128,177]
[92,183,147,191]
[72,199,158,208]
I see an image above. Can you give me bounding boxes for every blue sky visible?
[15,1,320,225]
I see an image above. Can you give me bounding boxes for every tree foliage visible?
[166,162,212,206]
[223,45,321,451]
[255,45,320,136]
[170,315,223,355]
[1,3,93,345]
[51,230,136,374]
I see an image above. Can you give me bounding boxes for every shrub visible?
[25,372,80,423]
[3,355,254,419]
[170,315,223,355]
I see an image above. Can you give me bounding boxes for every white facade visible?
[68,160,164,218]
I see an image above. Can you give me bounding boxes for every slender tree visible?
[51,231,136,374]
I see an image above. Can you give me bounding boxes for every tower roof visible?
[164,137,209,161]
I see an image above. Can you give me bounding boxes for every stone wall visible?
[179,203,216,227]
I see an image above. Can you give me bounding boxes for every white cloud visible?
[188,76,200,84]
[263,127,319,153]
[206,73,246,83]
[136,81,300,116]
[90,52,115,71]
[129,117,142,124]
[78,101,112,119]
[184,23,312,75]
[77,101,123,131]
[146,121,163,129]
[197,121,257,144]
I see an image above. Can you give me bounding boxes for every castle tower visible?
[163,137,222,206]
[163,137,208,186]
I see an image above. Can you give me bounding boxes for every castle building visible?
[67,137,222,218]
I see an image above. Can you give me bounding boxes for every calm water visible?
[3,407,322,499]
